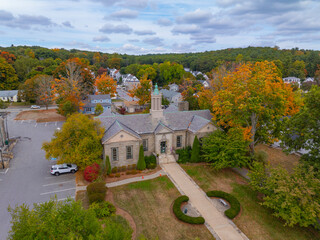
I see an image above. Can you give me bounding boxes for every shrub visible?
[115,173,121,178]
[83,163,100,182]
[173,196,205,224]
[87,182,106,195]
[95,103,103,116]
[137,145,146,170]
[87,182,107,204]
[89,201,116,219]
[88,193,105,204]
[106,155,111,175]
[111,167,118,173]
[176,146,192,163]
[190,136,200,163]
[206,191,241,219]
[145,155,157,169]
[253,150,268,164]
[132,164,136,169]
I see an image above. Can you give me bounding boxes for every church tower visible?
[150,83,163,119]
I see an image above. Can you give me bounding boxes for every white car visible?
[31,105,40,109]
[50,164,78,176]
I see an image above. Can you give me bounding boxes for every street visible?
[0,110,74,240]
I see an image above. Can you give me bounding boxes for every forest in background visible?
[1,45,320,87]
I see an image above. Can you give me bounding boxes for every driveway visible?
[0,111,75,240]
[160,157,249,240]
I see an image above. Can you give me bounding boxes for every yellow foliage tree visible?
[128,76,152,105]
[212,61,301,153]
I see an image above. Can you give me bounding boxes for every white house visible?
[160,89,183,103]
[283,77,301,88]
[168,83,179,92]
[0,90,18,102]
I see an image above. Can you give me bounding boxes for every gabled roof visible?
[97,109,212,136]
[89,94,111,100]
[0,90,18,98]
[160,89,181,101]
[188,115,211,133]
[154,121,173,134]
[102,120,141,143]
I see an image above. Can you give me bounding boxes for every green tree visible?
[42,113,104,170]
[202,129,251,169]
[58,100,77,117]
[0,99,7,109]
[95,103,104,116]
[0,57,19,90]
[190,136,200,163]
[13,56,39,81]
[106,155,111,175]
[7,198,132,240]
[281,85,320,175]
[137,145,146,170]
[248,164,320,228]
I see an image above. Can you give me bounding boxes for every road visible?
[0,111,75,240]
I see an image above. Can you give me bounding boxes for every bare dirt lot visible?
[15,109,66,123]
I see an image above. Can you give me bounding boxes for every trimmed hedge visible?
[173,196,205,224]
[89,201,116,219]
[206,191,240,219]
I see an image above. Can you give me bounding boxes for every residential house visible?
[123,74,140,91]
[198,80,210,88]
[97,84,216,169]
[168,83,179,92]
[283,77,301,88]
[160,89,182,103]
[304,77,314,82]
[82,94,111,114]
[0,90,18,102]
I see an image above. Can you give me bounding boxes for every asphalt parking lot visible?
[0,111,75,240]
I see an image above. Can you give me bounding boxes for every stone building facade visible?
[97,84,216,168]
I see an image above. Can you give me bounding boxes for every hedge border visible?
[172,195,205,224]
[206,190,240,219]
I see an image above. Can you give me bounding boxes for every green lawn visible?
[181,164,320,240]
[112,176,215,240]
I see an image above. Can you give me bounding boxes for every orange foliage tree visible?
[128,76,152,105]
[212,61,301,154]
[94,73,117,97]
[0,51,16,64]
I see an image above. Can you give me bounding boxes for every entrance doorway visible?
[160,141,166,153]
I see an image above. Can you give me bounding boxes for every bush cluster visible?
[145,155,157,169]
[172,196,205,224]
[176,146,192,163]
[87,182,107,204]
[83,163,100,182]
[126,169,140,175]
[89,201,116,219]
[111,164,137,173]
[206,191,240,219]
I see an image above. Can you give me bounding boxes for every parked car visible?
[50,164,78,176]
[31,105,40,109]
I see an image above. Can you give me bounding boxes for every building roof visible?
[97,109,212,137]
[160,89,181,101]
[102,120,141,143]
[0,90,18,98]
[88,94,111,101]
[84,102,111,108]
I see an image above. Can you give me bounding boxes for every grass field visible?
[181,164,320,240]
[112,176,215,240]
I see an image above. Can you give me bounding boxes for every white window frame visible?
[111,147,118,161]
[126,145,133,159]
[143,139,148,151]
[176,135,182,148]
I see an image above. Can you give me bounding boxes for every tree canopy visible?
[42,113,104,170]
[211,61,301,153]
[95,73,117,97]
[8,198,132,240]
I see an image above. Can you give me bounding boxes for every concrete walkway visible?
[76,170,166,191]
[161,160,249,240]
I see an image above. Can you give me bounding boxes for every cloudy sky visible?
[1,0,320,54]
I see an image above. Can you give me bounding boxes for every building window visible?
[143,139,148,151]
[126,145,133,159]
[176,135,182,148]
[111,147,118,161]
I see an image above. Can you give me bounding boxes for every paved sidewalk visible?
[76,170,166,191]
[161,161,249,240]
